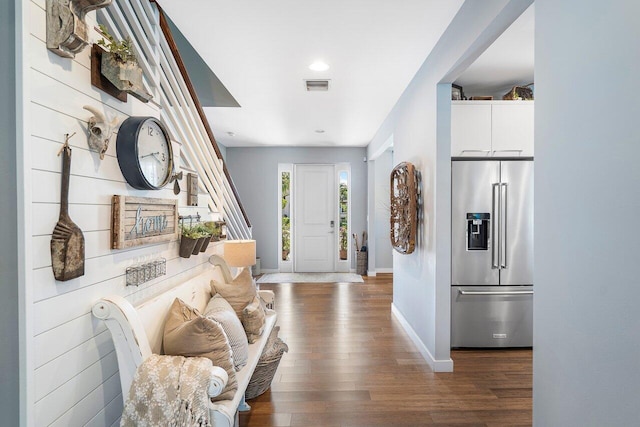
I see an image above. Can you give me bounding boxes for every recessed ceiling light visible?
[309,61,329,71]
[227,131,235,137]
[315,129,325,134]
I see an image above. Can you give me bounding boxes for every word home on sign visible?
[112,195,179,249]
[129,206,169,237]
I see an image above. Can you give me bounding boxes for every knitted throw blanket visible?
[121,354,212,427]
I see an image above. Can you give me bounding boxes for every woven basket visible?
[245,326,289,400]
[502,84,534,100]
[356,251,367,276]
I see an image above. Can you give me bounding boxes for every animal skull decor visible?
[83,105,120,159]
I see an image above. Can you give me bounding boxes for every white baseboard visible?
[366,268,393,276]
[391,303,453,372]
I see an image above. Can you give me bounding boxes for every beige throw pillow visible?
[210,267,257,317]
[163,298,237,401]
[204,294,249,370]
[242,295,266,344]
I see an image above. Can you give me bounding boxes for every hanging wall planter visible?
[179,235,198,258]
[199,235,213,253]
[179,225,204,258]
[94,25,152,103]
[192,236,206,255]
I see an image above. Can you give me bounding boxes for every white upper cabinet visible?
[491,103,534,157]
[451,101,534,157]
[451,103,492,156]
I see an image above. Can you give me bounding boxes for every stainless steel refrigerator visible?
[451,158,533,347]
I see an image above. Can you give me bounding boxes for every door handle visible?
[491,183,499,269]
[460,149,491,156]
[458,289,533,296]
[500,183,508,269]
[492,149,523,156]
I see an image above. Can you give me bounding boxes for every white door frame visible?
[279,163,351,273]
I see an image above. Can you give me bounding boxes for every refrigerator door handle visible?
[501,183,508,269]
[492,183,500,269]
[458,289,533,296]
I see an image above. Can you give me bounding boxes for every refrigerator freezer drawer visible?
[451,286,533,348]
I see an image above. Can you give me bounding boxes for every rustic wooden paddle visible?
[51,135,85,281]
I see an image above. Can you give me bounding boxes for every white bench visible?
[92,257,276,427]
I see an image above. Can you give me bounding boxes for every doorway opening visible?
[278,163,351,273]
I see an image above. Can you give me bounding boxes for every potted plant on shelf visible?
[204,221,222,241]
[96,25,152,102]
[339,226,348,260]
[179,225,204,258]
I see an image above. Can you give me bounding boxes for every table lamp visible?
[224,239,256,272]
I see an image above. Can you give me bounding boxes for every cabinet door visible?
[451,104,492,157]
[491,103,534,157]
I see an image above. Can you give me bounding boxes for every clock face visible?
[116,117,174,190]
[137,119,171,188]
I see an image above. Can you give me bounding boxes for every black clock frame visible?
[116,116,174,190]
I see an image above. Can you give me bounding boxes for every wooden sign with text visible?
[111,195,179,249]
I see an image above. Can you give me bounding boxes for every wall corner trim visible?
[391,303,454,372]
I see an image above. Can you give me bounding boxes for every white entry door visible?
[294,164,335,272]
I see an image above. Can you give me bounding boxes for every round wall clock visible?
[116,117,174,190]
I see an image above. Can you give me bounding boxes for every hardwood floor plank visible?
[240,276,532,426]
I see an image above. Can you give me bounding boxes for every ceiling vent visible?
[305,79,330,91]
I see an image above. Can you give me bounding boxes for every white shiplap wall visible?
[26,1,230,425]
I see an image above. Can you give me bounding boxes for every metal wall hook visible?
[57,132,76,156]
[178,214,201,228]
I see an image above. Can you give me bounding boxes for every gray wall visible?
[534,1,640,425]
[366,0,532,370]
[374,150,393,269]
[0,0,20,424]
[225,147,367,270]
[217,141,227,162]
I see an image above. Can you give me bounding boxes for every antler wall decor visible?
[390,162,419,254]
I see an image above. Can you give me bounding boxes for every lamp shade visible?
[224,240,256,267]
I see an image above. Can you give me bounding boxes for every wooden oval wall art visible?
[390,162,419,254]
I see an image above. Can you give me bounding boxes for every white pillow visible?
[204,294,249,370]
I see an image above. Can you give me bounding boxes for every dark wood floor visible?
[240,274,532,427]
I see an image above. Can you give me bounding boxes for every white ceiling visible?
[158,0,465,147]
[159,1,535,148]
